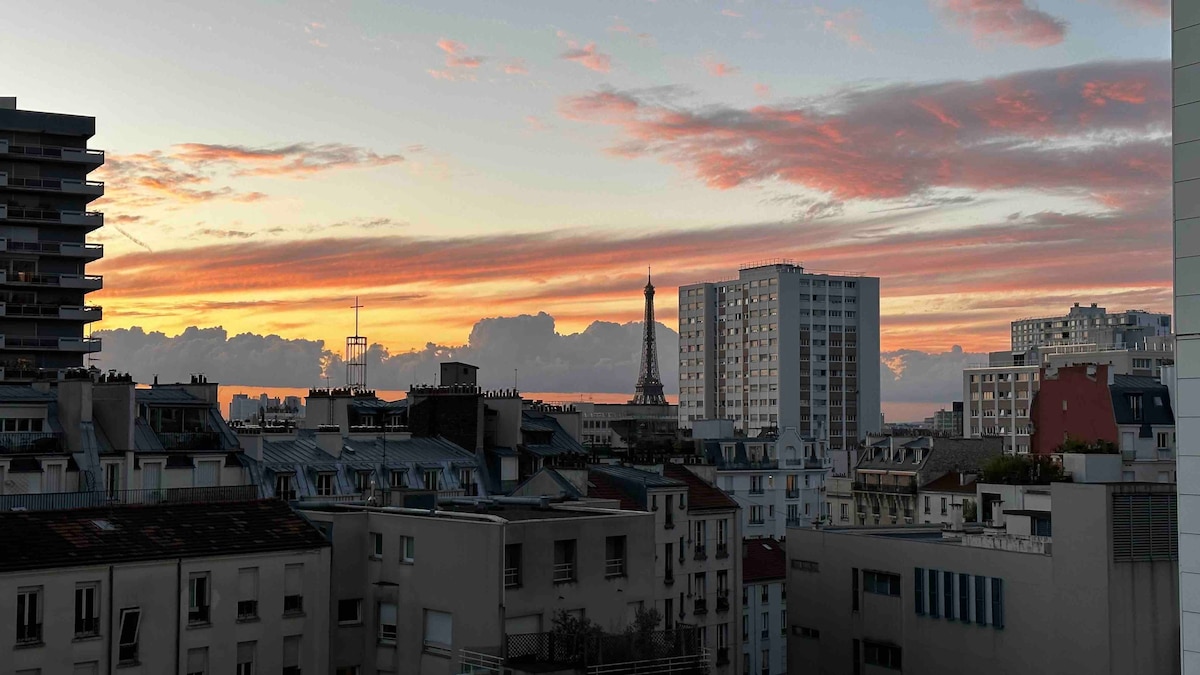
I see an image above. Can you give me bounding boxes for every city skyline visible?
[3,0,1173,368]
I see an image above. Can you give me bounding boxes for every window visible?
[335,668,360,675]
[760,584,768,603]
[863,570,900,596]
[840,503,848,520]
[923,496,930,514]
[760,611,769,639]
[991,578,1004,628]
[927,569,938,618]
[958,573,970,623]
[399,535,415,563]
[74,664,99,675]
[283,635,301,675]
[275,473,296,501]
[186,647,208,675]
[974,576,987,624]
[316,473,334,497]
[940,498,948,516]
[74,582,99,638]
[355,470,371,492]
[1128,394,1143,421]
[1158,432,1172,450]
[943,570,954,620]
[914,568,924,614]
[338,599,362,625]
[370,532,383,559]
[238,567,259,620]
[423,469,440,490]
[863,641,902,670]
[554,539,576,582]
[236,642,255,675]
[605,536,627,577]
[424,609,453,656]
[761,648,769,673]
[117,608,141,664]
[504,543,522,588]
[378,602,398,642]
[851,568,860,611]
[105,462,120,497]
[16,587,42,644]
[188,573,211,624]
[284,564,304,614]
[390,469,407,488]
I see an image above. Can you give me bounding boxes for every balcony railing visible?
[605,558,625,577]
[0,140,105,164]
[0,271,104,289]
[0,485,260,511]
[786,517,802,527]
[749,487,765,495]
[0,431,63,453]
[749,517,765,525]
[693,544,707,561]
[852,481,918,495]
[0,303,101,321]
[1,174,104,195]
[693,598,707,615]
[716,592,730,613]
[785,488,800,499]
[553,562,575,583]
[715,543,729,559]
[2,207,103,226]
[2,335,101,352]
[155,431,222,451]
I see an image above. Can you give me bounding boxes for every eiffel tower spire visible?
[633,268,667,405]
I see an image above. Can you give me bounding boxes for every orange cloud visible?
[704,59,740,77]
[504,60,528,75]
[932,0,1067,48]
[721,9,744,18]
[436,38,486,70]
[561,42,612,73]
[815,6,868,47]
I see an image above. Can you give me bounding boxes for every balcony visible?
[749,516,765,525]
[852,481,918,495]
[155,431,222,451]
[0,139,105,165]
[693,544,707,561]
[0,238,104,260]
[1,335,101,352]
[0,271,103,290]
[0,485,259,511]
[716,647,730,666]
[749,487,765,495]
[693,598,707,615]
[716,591,730,613]
[0,431,63,453]
[785,456,832,469]
[498,625,707,673]
[0,303,102,322]
[0,172,104,197]
[785,488,800,499]
[786,517,803,527]
[0,206,103,228]
[715,543,729,559]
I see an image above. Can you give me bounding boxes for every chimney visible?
[959,472,966,487]
[237,427,264,462]
[950,502,963,532]
[990,500,1005,529]
[316,427,343,458]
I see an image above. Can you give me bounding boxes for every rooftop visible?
[743,537,786,583]
[920,471,977,494]
[0,500,328,573]
[435,502,629,521]
[662,463,739,511]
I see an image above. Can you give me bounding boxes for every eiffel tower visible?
[632,269,668,405]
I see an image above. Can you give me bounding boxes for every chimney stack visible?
[316,426,343,458]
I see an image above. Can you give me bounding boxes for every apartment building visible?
[931,403,963,437]
[1030,364,1176,481]
[298,499,705,675]
[850,436,1001,527]
[1011,303,1171,353]
[787,481,1178,674]
[741,538,787,675]
[825,476,855,526]
[0,98,104,380]
[0,374,250,509]
[917,471,978,526]
[0,499,330,674]
[575,400,679,452]
[678,261,881,451]
[1175,2,1200,669]
[693,427,832,536]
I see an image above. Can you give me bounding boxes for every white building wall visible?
[741,579,786,675]
[1176,3,1200,671]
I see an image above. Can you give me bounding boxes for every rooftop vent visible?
[91,519,115,531]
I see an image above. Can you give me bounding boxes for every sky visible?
[3,0,1173,418]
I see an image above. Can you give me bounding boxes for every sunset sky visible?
[3,0,1173,389]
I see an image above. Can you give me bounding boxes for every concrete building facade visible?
[1011,303,1171,353]
[741,538,787,675]
[787,481,1178,675]
[1176,3,1200,669]
[678,261,881,451]
[0,98,104,379]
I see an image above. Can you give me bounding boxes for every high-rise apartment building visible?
[1175,2,1200,670]
[1011,302,1170,353]
[678,261,881,450]
[0,98,104,379]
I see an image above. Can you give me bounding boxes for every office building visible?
[1011,302,1171,353]
[0,98,104,379]
[678,260,881,451]
[932,402,963,437]
[742,538,787,675]
[298,499,710,675]
[1178,2,1200,669]
[787,481,1178,674]
[0,499,330,674]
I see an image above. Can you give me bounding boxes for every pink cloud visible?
[436,38,485,69]
[559,60,1169,203]
[504,60,529,75]
[815,6,868,47]
[754,83,771,98]
[561,42,612,73]
[525,115,552,131]
[933,0,1067,48]
[609,19,633,33]
[704,59,740,77]
[721,9,744,17]
[1116,0,1168,18]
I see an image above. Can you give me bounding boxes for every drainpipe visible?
[175,559,182,675]
[106,564,114,675]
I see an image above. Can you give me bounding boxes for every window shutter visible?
[380,602,397,626]
[237,641,255,663]
[238,568,257,599]
[283,635,300,667]
[186,647,207,673]
[424,609,453,646]
[285,564,302,596]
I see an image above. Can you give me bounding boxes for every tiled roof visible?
[919,471,977,494]
[591,464,683,488]
[586,469,644,510]
[261,433,474,467]
[0,500,328,573]
[662,463,738,512]
[856,437,1002,479]
[521,411,586,456]
[742,537,786,583]
[0,385,54,402]
[1110,376,1174,426]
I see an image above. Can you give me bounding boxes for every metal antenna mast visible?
[346,296,367,390]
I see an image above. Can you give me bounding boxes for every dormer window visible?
[1128,394,1143,421]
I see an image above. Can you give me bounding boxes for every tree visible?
[963,499,978,523]
[1055,436,1118,454]
[980,454,1064,485]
